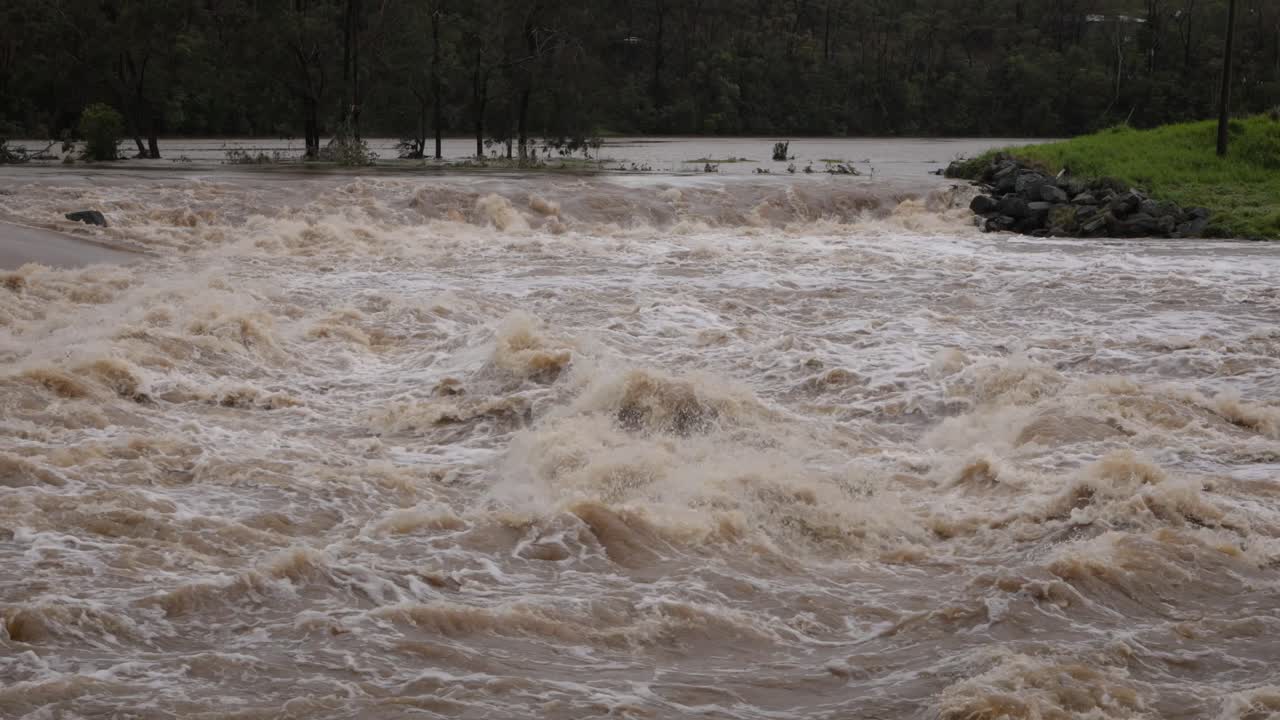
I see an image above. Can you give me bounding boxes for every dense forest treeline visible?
[1,0,1278,158]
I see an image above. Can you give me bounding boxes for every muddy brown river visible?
[1,146,1279,719]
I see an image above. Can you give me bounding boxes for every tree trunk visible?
[145,100,160,159]
[517,86,531,161]
[823,1,832,63]
[651,0,666,116]
[343,0,362,138]
[1216,0,1237,156]
[474,74,487,160]
[517,9,537,162]
[472,46,488,159]
[411,90,427,158]
[352,0,361,140]
[304,96,320,159]
[432,9,443,159]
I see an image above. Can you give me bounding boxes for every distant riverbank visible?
[0,136,1041,181]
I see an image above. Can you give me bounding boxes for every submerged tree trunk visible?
[416,93,428,158]
[146,103,160,159]
[517,85,531,161]
[517,7,538,162]
[342,0,362,138]
[472,44,489,159]
[128,100,145,157]
[304,96,320,159]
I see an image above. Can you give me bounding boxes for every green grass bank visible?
[957,115,1280,239]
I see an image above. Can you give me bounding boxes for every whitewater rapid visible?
[1,171,1279,719]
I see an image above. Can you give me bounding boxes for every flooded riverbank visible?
[1,135,1043,178]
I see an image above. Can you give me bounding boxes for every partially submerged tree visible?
[271,0,340,159]
[339,0,395,141]
[93,0,193,159]
[462,5,504,160]
[79,103,125,161]
[389,0,454,160]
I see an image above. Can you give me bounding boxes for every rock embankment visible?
[946,155,1210,238]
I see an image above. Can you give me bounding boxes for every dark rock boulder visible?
[992,161,1019,180]
[1015,172,1049,195]
[65,210,108,227]
[1020,202,1054,233]
[995,172,1019,194]
[1039,185,1069,204]
[1107,191,1143,216]
[1114,213,1163,237]
[1175,216,1211,238]
[1139,199,1163,218]
[970,195,999,215]
[1080,213,1110,237]
[997,195,1030,218]
[987,215,1016,232]
[1061,178,1089,197]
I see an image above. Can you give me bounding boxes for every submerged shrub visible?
[772,141,790,161]
[320,120,377,166]
[79,104,124,161]
[0,139,28,164]
[397,137,425,159]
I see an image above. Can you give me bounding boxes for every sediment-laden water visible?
[1,165,1278,719]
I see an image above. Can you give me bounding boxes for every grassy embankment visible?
[960,115,1280,239]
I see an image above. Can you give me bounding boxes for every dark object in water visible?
[65,210,108,227]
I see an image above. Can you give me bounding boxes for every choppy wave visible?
[2,173,1279,718]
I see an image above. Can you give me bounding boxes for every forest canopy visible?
[0,0,1276,158]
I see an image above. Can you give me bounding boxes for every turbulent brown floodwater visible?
[1,164,1279,719]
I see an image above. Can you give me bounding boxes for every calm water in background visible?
[3,135,1045,178]
[1,140,1278,719]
